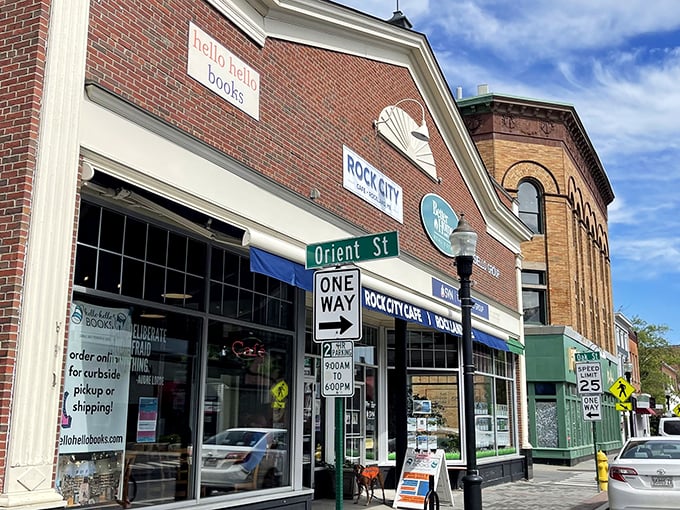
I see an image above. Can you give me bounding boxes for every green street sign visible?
[306,231,399,269]
[574,351,600,362]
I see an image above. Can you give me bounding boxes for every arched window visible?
[518,180,543,234]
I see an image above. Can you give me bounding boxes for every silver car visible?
[201,428,287,492]
[608,436,680,510]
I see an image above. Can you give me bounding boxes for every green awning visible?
[506,337,525,355]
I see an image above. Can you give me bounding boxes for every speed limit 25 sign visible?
[575,361,602,394]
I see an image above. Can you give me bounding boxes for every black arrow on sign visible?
[319,316,352,334]
[586,411,600,419]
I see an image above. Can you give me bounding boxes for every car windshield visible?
[621,439,680,459]
[205,430,266,447]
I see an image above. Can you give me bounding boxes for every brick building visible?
[1,2,531,510]
[458,91,622,463]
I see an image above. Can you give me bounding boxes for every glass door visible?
[345,383,364,465]
[303,356,321,488]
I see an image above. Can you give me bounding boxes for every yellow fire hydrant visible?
[596,450,608,491]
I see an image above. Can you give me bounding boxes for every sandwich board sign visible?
[393,448,453,509]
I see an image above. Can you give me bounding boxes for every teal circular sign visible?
[420,193,458,257]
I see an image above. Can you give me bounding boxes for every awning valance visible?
[506,337,525,355]
[250,247,314,291]
[636,407,657,415]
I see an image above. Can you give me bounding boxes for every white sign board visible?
[313,267,361,341]
[576,361,602,394]
[60,301,132,453]
[582,394,602,421]
[187,22,260,120]
[321,341,354,397]
[343,146,404,223]
[393,449,453,509]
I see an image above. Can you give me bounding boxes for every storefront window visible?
[387,330,461,460]
[201,322,293,495]
[59,199,298,507]
[473,346,517,456]
[57,298,200,507]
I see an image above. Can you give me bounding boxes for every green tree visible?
[632,317,680,404]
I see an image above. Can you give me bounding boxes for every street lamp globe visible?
[450,214,478,259]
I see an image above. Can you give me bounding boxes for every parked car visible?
[201,428,287,492]
[658,416,680,436]
[608,436,680,510]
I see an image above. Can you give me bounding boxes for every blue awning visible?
[250,248,508,351]
[250,247,314,291]
[471,328,509,352]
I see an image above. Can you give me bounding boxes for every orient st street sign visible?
[306,231,399,269]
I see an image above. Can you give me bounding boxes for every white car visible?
[201,428,287,492]
[658,417,680,436]
[608,436,680,510]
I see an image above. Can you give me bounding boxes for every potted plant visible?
[314,461,355,499]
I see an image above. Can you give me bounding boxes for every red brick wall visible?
[0,0,51,490]
[85,0,518,308]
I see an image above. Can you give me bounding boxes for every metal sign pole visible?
[592,421,599,492]
[335,396,344,510]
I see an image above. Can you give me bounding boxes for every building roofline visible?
[457,93,615,207]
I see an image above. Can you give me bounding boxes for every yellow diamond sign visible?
[674,404,680,418]
[609,377,635,402]
[615,402,633,412]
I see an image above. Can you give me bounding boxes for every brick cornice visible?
[458,95,614,213]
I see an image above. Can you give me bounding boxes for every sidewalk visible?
[312,458,610,510]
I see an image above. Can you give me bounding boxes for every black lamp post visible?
[666,390,672,416]
[450,214,482,510]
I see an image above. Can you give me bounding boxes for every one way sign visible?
[582,395,602,421]
[313,267,362,342]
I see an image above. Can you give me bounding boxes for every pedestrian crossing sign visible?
[674,404,680,418]
[615,402,633,412]
[609,377,635,402]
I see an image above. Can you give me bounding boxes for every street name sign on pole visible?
[321,341,354,397]
[306,231,399,269]
[576,362,602,394]
[582,395,602,421]
[574,351,601,362]
[313,267,361,342]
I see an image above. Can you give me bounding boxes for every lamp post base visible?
[462,472,483,510]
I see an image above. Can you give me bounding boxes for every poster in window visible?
[59,301,132,453]
[136,397,159,443]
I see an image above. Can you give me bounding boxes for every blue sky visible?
[334,0,680,344]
